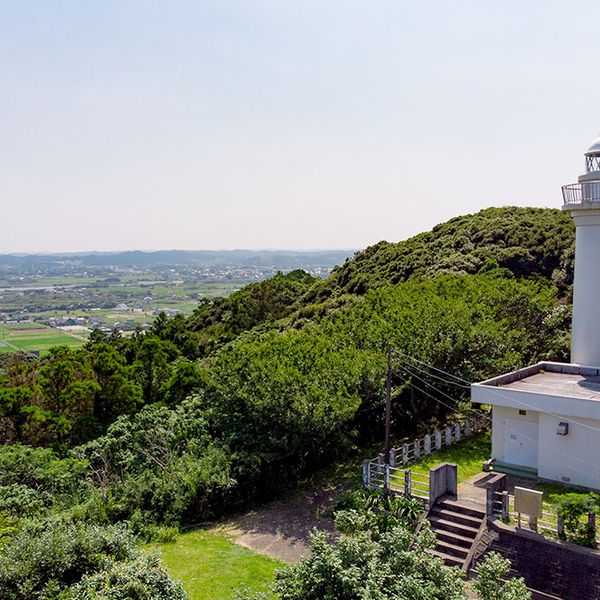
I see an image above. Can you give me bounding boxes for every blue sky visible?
[1,1,599,252]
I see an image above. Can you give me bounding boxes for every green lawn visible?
[534,482,594,506]
[0,324,86,355]
[409,432,491,483]
[149,529,283,600]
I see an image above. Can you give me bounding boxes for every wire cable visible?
[396,363,600,474]
[393,348,600,436]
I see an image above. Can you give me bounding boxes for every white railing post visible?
[501,491,509,520]
[363,460,371,487]
[455,422,461,442]
[402,443,409,466]
[384,464,390,491]
[464,419,471,438]
[404,470,412,497]
[557,515,564,538]
[445,426,452,446]
[424,434,431,455]
[435,430,442,450]
[414,439,420,460]
[390,448,396,467]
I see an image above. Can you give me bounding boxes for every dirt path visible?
[216,482,349,563]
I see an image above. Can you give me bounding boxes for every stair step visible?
[429,507,482,529]
[491,461,538,480]
[435,540,470,559]
[434,529,475,548]
[428,516,479,538]
[437,500,485,520]
[429,549,464,568]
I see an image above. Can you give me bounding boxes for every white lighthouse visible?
[562,134,600,367]
[470,132,600,490]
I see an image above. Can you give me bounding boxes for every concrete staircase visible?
[427,499,485,568]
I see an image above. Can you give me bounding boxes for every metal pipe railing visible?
[562,182,600,205]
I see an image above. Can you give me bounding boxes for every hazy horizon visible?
[2,1,599,253]
[0,248,358,255]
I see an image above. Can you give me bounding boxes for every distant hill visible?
[0,249,354,271]
[311,207,574,299]
[174,207,575,356]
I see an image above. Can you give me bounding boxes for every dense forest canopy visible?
[311,206,574,297]
[0,206,574,597]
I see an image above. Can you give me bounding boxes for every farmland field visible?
[0,323,86,355]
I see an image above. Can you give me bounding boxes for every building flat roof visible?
[477,362,600,402]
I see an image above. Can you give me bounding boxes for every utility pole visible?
[384,343,392,464]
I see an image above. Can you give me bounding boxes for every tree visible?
[472,552,531,600]
[89,343,142,427]
[133,337,177,405]
[274,527,466,600]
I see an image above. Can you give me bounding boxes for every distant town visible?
[0,250,353,354]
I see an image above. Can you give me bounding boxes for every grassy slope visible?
[409,432,491,483]
[150,530,283,600]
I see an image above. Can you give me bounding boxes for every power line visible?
[391,348,471,386]
[403,370,600,474]
[394,349,600,437]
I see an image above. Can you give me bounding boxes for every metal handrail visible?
[562,182,600,205]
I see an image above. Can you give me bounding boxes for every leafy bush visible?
[334,489,424,537]
[555,493,600,548]
[0,444,87,496]
[73,401,235,528]
[0,517,185,600]
[274,528,466,600]
[472,552,531,600]
[0,484,47,518]
[0,512,16,548]
[0,518,136,599]
[64,553,187,599]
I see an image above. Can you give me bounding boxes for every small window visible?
[519,410,527,416]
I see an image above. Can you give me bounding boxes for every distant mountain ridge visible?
[0,249,355,270]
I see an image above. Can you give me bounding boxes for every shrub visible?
[472,552,531,600]
[0,484,47,518]
[334,488,424,537]
[274,528,466,600]
[63,553,187,599]
[555,493,600,548]
[0,518,136,599]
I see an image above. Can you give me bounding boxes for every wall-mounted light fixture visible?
[557,422,569,436]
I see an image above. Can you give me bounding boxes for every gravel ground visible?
[217,482,349,563]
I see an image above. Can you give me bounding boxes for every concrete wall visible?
[490,406,600,489]
[538,413,600,490]
[491,406,539,464]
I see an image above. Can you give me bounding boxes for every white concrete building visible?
[472,134,600,490]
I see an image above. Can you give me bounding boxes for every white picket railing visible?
[375,413,489,468]
[362,461,430,501]
[362,414,488,503]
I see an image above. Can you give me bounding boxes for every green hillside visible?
[0,205,574,598]
[316,206,574,298]
[172,207,574,356]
